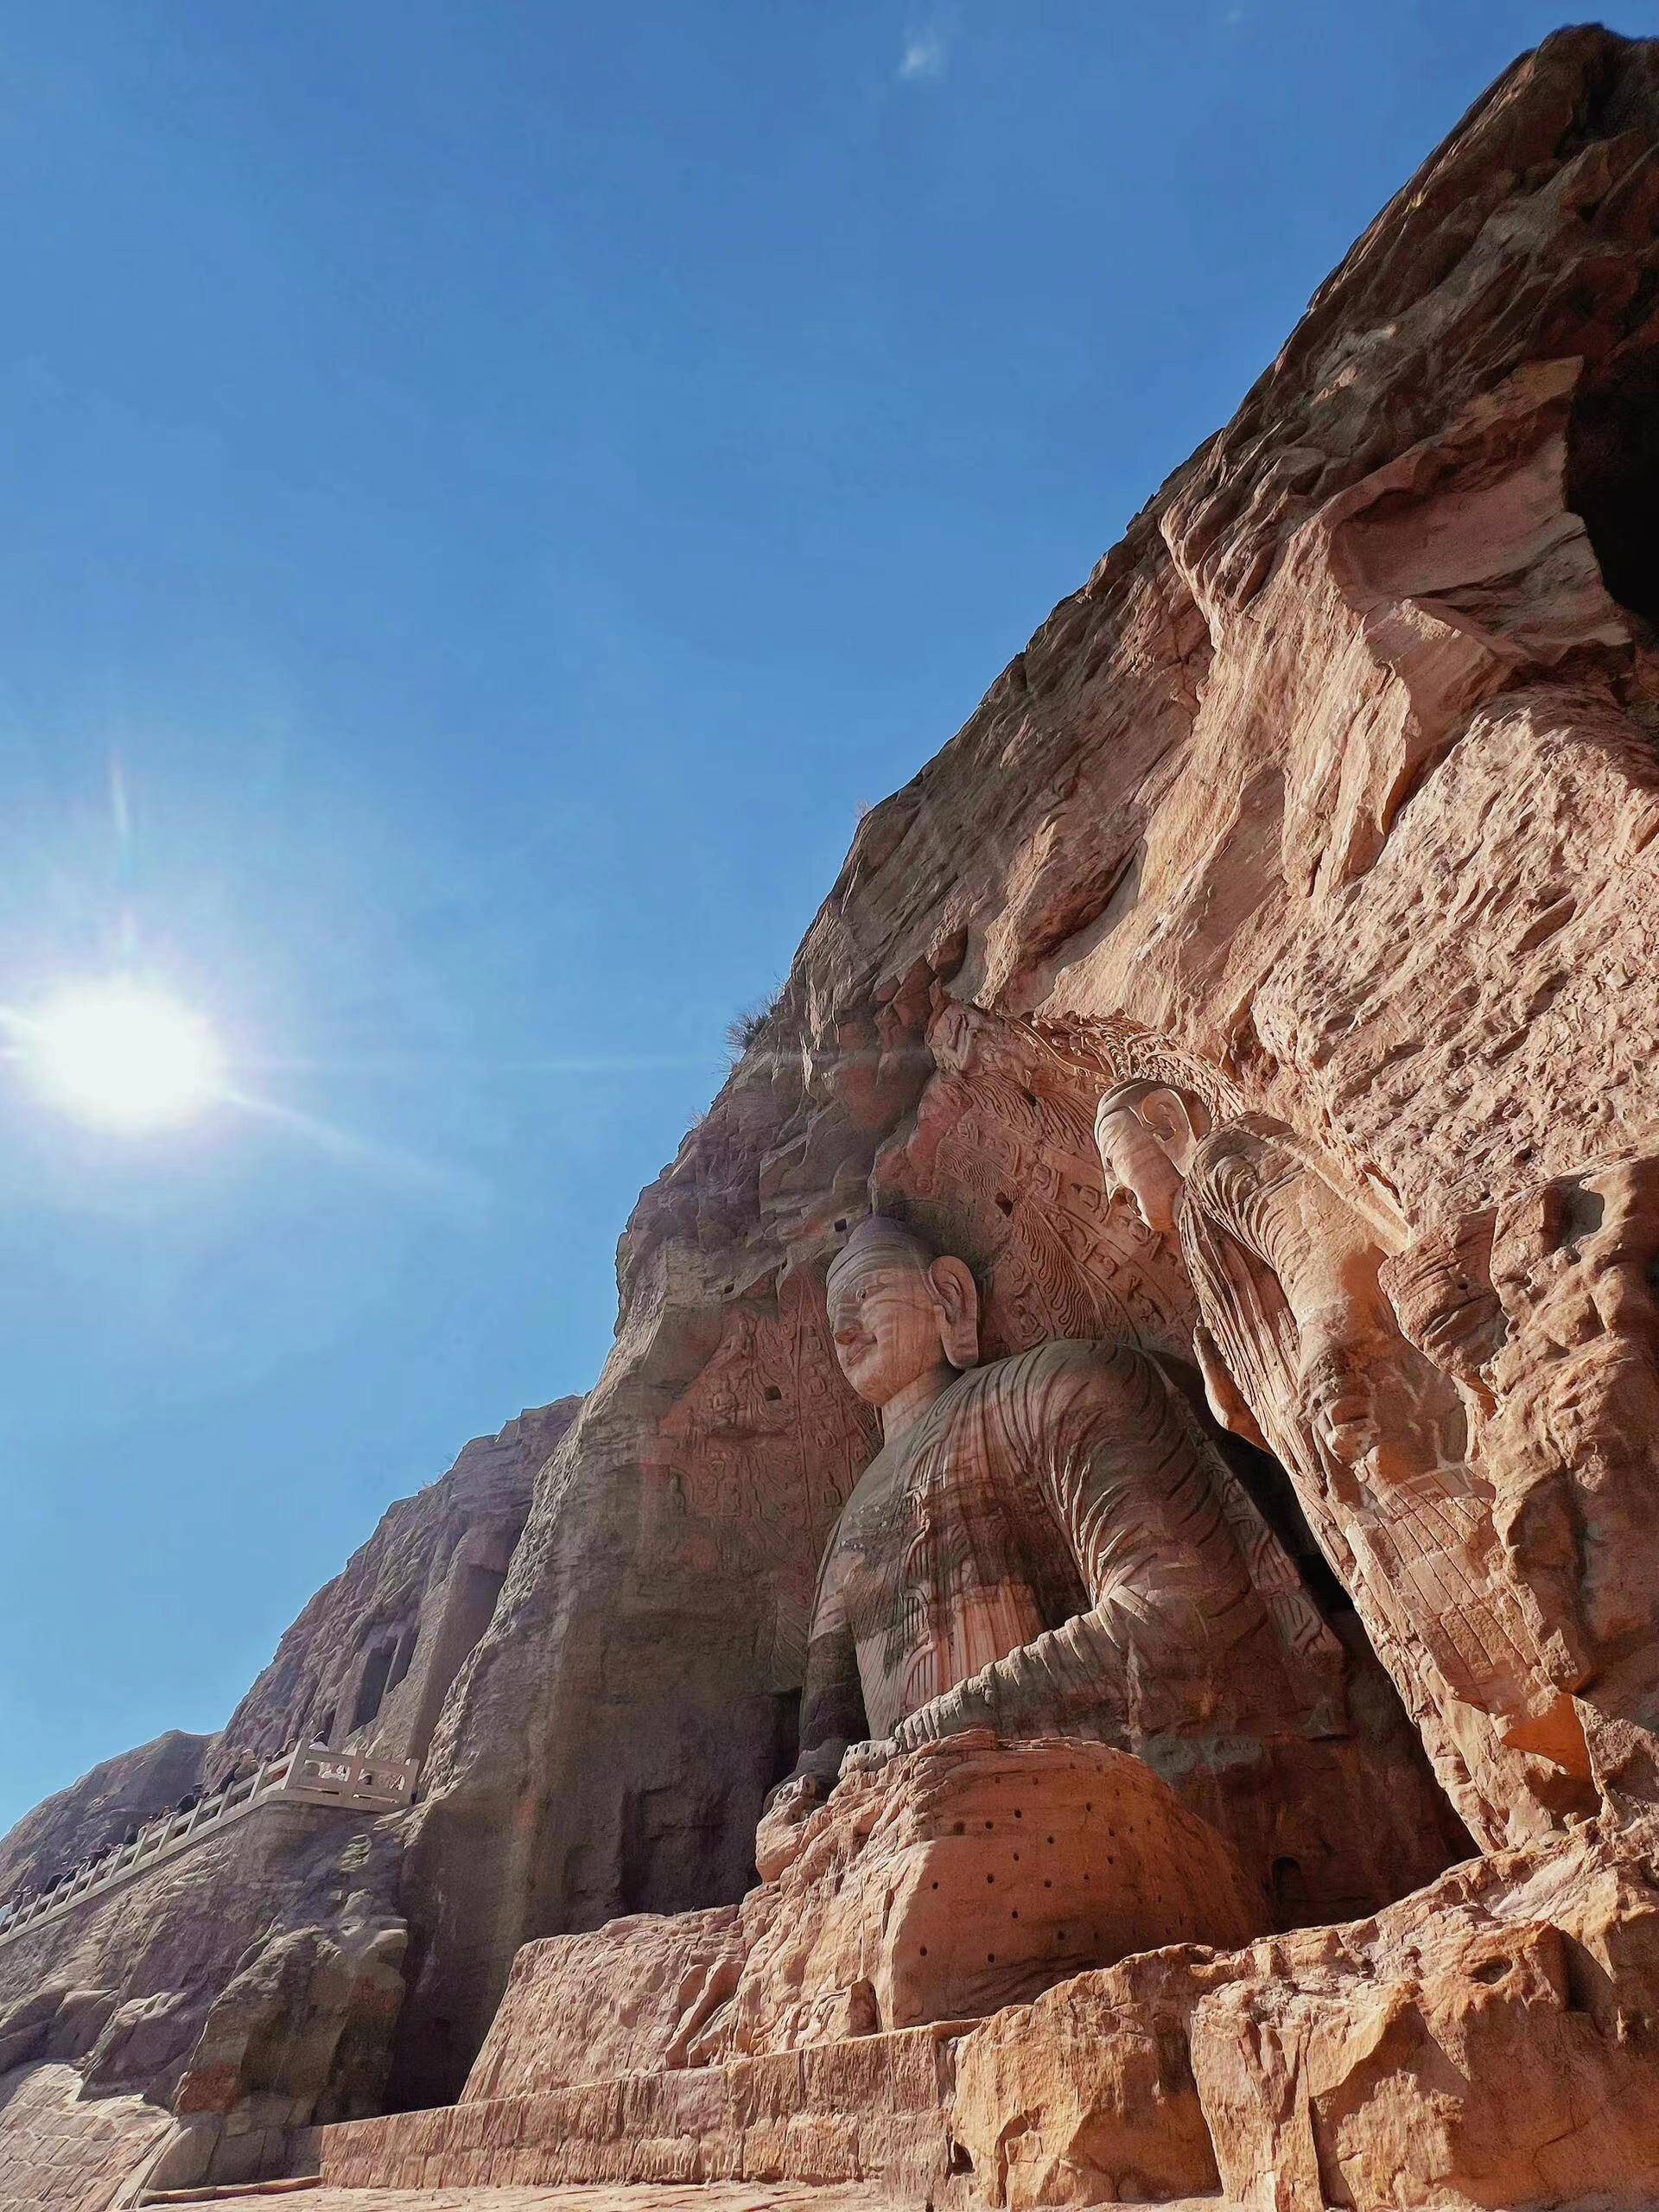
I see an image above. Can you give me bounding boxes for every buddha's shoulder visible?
[944,1337,1163,1411]
[1188,1115,1307,1207]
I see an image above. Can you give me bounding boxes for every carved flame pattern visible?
[874,1005,1201,1363]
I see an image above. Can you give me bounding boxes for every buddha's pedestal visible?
[463,1733,1271,2102]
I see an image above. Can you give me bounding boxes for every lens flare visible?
[20,982,226,1130]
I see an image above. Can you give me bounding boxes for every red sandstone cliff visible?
[7,27,1659,2212]
[216,1397,580,1770]
[0,1731,211,1903]
[390,24,1659,2104]
[0,1395,580,2177]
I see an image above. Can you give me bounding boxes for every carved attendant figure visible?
[1390,1157,1659,1811]
[1094,1081,1592,1847]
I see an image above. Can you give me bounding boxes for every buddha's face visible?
[830,1259,947,1408]
[1095,1103,1187,1236]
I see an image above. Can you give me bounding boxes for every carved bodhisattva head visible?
[1093,1080,1211,1234]
[826,1217,979,1442]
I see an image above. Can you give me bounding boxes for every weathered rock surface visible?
[152,1886,410,2192]
[313,1814,1659,2212]
[0,1804,404,2110]
[13,22,1659,2212]
[463,1908,749,2104]
[0,1731,211,1903]
[465,1737,1269,2100]
[0,1404,576,2199]
[203,2190,922,2212]
[953,1808,1659,2212]
[321,2024,963,2200]
[0,2059,172,2212]
[219,1398,580,1770]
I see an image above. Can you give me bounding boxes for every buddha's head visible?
[825,1217,979,1415]
[1093,1080,1211,1235]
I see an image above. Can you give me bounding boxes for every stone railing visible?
[0,1745,418,1952]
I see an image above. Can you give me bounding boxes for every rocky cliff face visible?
[391,22,1659,2104]
[10,25,1659,2212]
[216,1398,580,1770]
[0,1730,210,1904]
[0,1399,577,2193]
[0,1396,579,1923]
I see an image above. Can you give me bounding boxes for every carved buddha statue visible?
[1093,1079,1594,1848]
[781,1214,1457,1918]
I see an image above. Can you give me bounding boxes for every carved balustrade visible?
[0,1745,417,1949]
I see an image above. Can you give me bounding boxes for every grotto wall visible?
[391,20,1659,2119]
[217,1396,579,1770]
[10,24,1659,2212]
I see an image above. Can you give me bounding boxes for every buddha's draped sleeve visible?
[889,1339,1311,1753]
[1178,1122,1314,1463]
[793,1512,868,1783]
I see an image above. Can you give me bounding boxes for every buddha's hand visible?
[766,1728,852,1808]
[891,1669,998,1751]
[1300,1343,1382,1471]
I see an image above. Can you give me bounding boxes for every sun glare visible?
[21,982,227,1131]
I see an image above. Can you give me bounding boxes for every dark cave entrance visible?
[1567,363,1659,632]
[351,1641,397,1733]
[1174,1369,1481,1891]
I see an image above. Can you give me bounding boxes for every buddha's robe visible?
[798,1337,1343,1773]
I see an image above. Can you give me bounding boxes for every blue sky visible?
[3,1,1651,1837]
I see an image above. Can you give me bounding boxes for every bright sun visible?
[22,982,227,1131]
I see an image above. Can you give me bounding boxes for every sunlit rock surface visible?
[10,22,1659,2211]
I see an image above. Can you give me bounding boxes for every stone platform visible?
[194,2193,1232,2212]
[468,1738,1268,2099]
[318,2031,957,2202]
[187,2187,942,2211]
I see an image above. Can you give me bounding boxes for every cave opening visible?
[1567,364,1659,632]
[352,1641,397,1733]
[386,1618,419,1694]
[1195,1400,1480,1891]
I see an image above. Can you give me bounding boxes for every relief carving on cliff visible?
[765,1209,1454,1923]
[1385,1151,1659,1816]
[658,1267,880,1687]
[786,1213,1338,1766]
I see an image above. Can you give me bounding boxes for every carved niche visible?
[872,1004,1204,1364]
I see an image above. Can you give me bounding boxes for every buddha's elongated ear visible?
[927,1255,981,1370]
